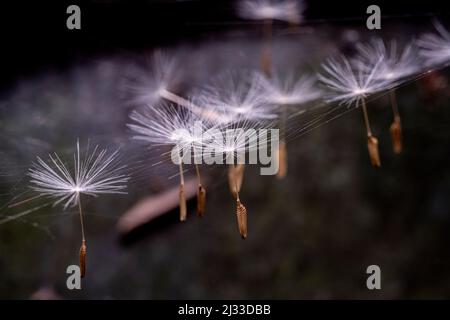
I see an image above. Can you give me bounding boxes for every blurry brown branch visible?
[117,177,198,235]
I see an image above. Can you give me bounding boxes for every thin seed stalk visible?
[195,163,206,217]
[77,196,87,278]
[277,108,288,179]
[0,203,50,225]
[389,90,403,154]
[361,98,372,137]
[227,165,236,197]
[159,89,221,122]
[390,89,401,119]
[361,99,381,167]
[7,194,43,208]
[228,164,245,198]
[178,154,187,221]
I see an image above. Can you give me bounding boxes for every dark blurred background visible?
[1,0,450,299]
[1,0,450,88]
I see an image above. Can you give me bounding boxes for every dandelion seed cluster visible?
[4,0,450,242]
[120,7,450,236]
[28,141,129,209]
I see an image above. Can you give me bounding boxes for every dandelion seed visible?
[355,38,420,83]
[28,142,129,209]
[418,21,450,67]
[198,72,277,124]
[237,0,304,76]
[128,104,205,148]
[28,141,129,277]
[211,119,256,202]
[128,104,210,220]
[126,51,181,106]
[237,0,304,24]
[262,73,322,107]
[355,38,420,154]
[318,55,391,106]
[223,151,247,239]
[261,73,321,177]
[126,51,215,120]
[206,115,269,239]
[319,55,392,166]
[217,127,252,199]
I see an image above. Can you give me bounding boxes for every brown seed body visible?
[261,19,272,76]
[179,184,187,221]
[260,47,272,76]
[79,240,86,278]
[197,185,206,217]
[367,135,381,167]
[390,117,402,154]
[236,199,248,239]
[277,141,288,179]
